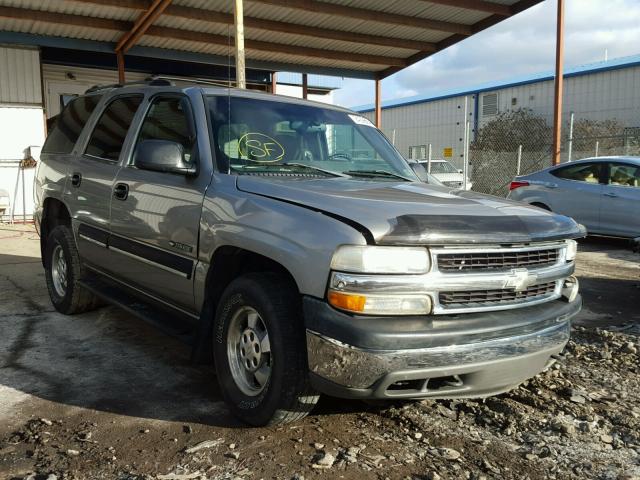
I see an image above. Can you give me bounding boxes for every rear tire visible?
[44,225,101,314]
[213,272,319,426]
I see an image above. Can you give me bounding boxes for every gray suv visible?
[35,81,584,426]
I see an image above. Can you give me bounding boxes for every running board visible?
[79,273,198,346]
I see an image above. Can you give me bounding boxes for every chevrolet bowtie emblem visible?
[504,268,538,292]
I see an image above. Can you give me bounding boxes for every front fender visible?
[194,174,367,309]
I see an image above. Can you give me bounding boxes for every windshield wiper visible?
[281,163,347,177]
[342,169,411,181]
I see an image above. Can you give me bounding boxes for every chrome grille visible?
[439,281,557,308]
[437,248,559,272]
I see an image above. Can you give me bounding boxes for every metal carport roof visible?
[0,0,543,80]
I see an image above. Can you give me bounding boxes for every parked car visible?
[508,157,640,238]
[35,80,583,426]
[417,159,472,189]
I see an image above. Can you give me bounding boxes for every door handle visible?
[70,172,82,187]
[603,192,618,198]
[113,183,129,200]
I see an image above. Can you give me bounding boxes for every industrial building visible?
[356,54,640,169]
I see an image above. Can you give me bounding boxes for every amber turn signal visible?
[327,291,366,313]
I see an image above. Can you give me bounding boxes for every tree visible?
[567,118,625,153]
[471,109,551,153]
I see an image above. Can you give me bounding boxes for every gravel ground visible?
[1,225,639,480]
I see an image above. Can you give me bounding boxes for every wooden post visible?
[271,72,277,94]
[302,73,308,99]
[552,0,565,165]
[117,50,125,84]
[234,0,246,89]
[375,78,381,128]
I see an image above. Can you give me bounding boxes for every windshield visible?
[207,96,417,180]
[429,161,459,174]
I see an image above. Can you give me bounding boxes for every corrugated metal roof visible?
[0,0,539,78]
[354,54,640,112]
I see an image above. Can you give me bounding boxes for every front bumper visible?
[304,296,581,399]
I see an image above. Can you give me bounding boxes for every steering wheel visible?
[328,152,352,161]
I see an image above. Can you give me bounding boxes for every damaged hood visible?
[236,177,585,245]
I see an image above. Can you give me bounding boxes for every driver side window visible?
[329,124,379,162]
[136,96,196,164]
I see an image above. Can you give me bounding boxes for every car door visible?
[546,161,605,232]
[599,161,640,237]
[66,94,144,271]
[108,93,212,311]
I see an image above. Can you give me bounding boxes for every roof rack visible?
[84,78,174,94]
[147,75,230,87]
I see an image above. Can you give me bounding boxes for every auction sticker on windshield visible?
[348,114,375,128]
[238,132,285,162]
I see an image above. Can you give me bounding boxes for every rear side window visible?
[551,162,602,183]
[85,96,143,161]
[42,95,102,154]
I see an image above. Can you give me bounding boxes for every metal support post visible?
[234,0,246,89]
[117,51,125,84]
[516,144,522,175]
[552,0,565,165]
[375,79,382,129]
[302,73,308,99]
[567,112,574,162]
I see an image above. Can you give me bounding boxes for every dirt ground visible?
[1,224,638,480]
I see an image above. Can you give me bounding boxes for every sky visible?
[333,0,640,109]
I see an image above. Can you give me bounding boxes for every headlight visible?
[565,239,577,261]
[330,245,430,274]
[328,291,432,315]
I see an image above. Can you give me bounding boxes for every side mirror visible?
[134,139,196,176]
[410,162,429,183]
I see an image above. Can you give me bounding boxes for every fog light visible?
[562,276,579,302]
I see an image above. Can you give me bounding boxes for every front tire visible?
[213,273,319,426]
[44,225,101,314]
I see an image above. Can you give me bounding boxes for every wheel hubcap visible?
[51,244,68,297]
[227,306,271,396]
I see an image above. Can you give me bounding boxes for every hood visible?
[236,176,585,245]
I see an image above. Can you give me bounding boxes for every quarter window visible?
[551,162,602,184]
[85,96,143,161]
[608,163,640,188]
[42,95,102,154]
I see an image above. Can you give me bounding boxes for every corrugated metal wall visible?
[0,45,42,105]
[42,64,147,117]
[42,64,147,87]
[363,96,473,169]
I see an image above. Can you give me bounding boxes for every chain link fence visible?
[469,109,640,197]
